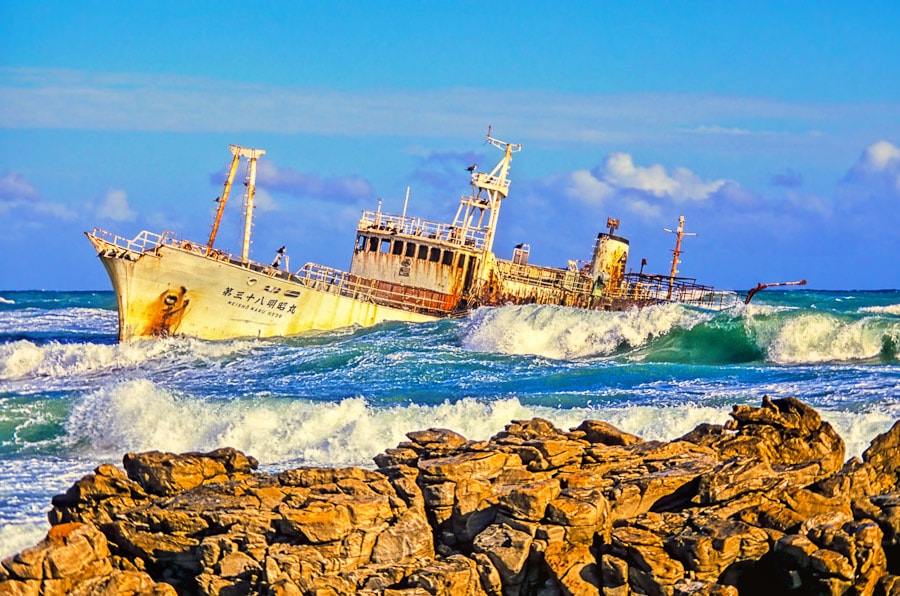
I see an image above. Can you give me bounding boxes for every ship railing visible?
[605,273,738,310]
[472,172,511,192]
[89,228,169,253]
[496,260,594,293]
[358,211,486,249]
[293,262,453,315]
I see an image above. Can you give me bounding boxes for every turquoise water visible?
[1,289,899,555]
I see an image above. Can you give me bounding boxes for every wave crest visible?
[766,313,900,364]
[461,304,710,359]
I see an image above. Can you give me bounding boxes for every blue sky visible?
[1,2,899,291]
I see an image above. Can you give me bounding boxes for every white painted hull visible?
[89,236,437,342]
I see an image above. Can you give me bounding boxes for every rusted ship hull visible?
[87,231,437,342]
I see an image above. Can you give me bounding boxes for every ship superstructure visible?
[87,133,734,342]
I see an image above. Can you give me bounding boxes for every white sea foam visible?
[860,304,900,316]
[0,338,259,385]
[766,313,899,364]
[461,304,710,359]
[821,409,900,462]
[0,296,15,305]
[64,380,893,465]
[63,379,747,467]
[0,458,89,558]
[0,522,48,559]
[0,307,116,335]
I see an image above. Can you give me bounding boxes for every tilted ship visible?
[87,133,741,342]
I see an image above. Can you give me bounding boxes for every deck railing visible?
[358,211,486,250]
[607,273,738,310]
[293,262,453,315]
[496,260,594,293]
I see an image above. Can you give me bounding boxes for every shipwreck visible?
[87,133,737,342]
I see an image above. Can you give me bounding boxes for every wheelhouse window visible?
[442,250,454,266]
[417,245,428,260]
[356,235,367,251]
[380,239,391,253]
[405,242,416,257]
[392,240,404,255]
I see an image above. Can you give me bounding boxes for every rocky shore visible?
[3,396,900,595]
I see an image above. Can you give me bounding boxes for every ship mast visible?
[663,215,697,300]
[205,145,266,263]
[452,131,521,281]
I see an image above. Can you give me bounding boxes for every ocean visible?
[1,289,899,557]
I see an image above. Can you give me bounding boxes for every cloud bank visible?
[555,153,727,218]
[3,68,898,148]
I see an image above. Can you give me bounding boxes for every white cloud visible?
[559,153,727,215]
[839,140,900,202]
[0,171,40,200]
[96,189,136,222]
[858,140,900,172]
[600,153,726,201]
[252,188,279,212]
[0,171,76,221]
[562,170,614,204]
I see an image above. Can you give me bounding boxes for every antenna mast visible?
[207,145,266,263]
[663,215,697,300]
[451,129,521,278]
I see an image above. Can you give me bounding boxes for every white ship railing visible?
[496,260,594,293]
[90,228,170,253]
[473,172,511,192]
[294,262,454,315]
[358,211,486,249]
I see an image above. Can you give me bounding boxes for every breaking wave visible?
[861,303,900,316]
[461,303,713,360]
[0,337,261,392]
[459,303,900,365]
[56,379,900,467]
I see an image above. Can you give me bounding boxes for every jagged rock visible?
[543,541,600,595]
[673,580,738,596]
[7,397,900,596]
[48,462,150,526]
[406,428,469,453]
[472,523,533,588]
[123,447,258,496]
[730,396,844,478]
[494,418,565,442]
[608,524,685,596]
[571,419,643,447]
[371,508,435,564]
[405,554,486,596]
[863,420,900,493]
[497,477,561,522]
[418,451,513,483]
[772,512,887,596]
[666,515,770,583]
[0,523,173,595]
